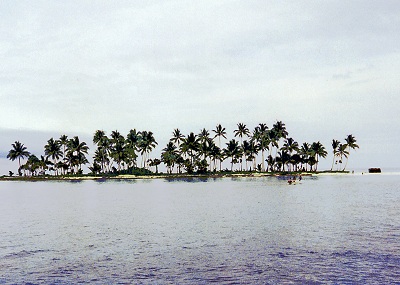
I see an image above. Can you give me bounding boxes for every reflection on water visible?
[165,177,217,183]
[0,174,399,284]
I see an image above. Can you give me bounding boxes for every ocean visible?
[0,173,399,284]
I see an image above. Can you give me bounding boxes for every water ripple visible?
[0,176,400,284]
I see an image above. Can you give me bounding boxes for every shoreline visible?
[0,171,351,182]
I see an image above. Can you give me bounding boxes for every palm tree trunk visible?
[261,150,265,172]
[102,151,105,173]
[343,150,350,170]
[240,138,244,171]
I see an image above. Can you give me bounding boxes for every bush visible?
[119,167,153,176]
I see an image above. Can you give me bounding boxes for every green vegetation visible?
[6,141,30,176]
[4,121,359,178]
[331,134,359,171]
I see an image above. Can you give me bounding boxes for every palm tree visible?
[307,156,317,172]
[161,142,178,174]
[7,141,30,175]
[290,153,302,172]
[282,138,299,154]
[242,140,252,171]
[93,148,110,173]
[276,150,290,172]
[44,138,62,175]
[138,131,157,168]
[268,128,279,157]
[88,162,102,175]
[56,161,69,175]
[183,158,195,174]
[67,136,89,173]
[272,121,288,158]
[108,130,125,170]
[224,139,241,171]
[65,151,78,174]
[343,134,359,170]
[331,139,340,171]
[203,138,216,171]
[101,136,112,172]
[111,139,127,171]
[170,128,185,147]
[299,142,311,171]
[93,130,106,145]
[336,143,349,171]
[24,154,40,176]
[59,135,68,157]
[250,127,260,169]
[259,133,270,172]
[212,124,227,148]
[93,130,109,173]
[198,129,212,167]
[38,155,51,175]
[176,155,185,174]
[257,123,268,133]
[273,120,288,137]
[281,138,299,171]
[246,137,259,171]
[234,123,250,170]
[59,135,69,173]
[111,130,124,143]
[252,124,269,171]
[311,141,327,172]
[281,138,299,172]
[234,123,250,143]
[266,155,275,172]
[125,129,140,168]
[212,124,229,170]
[198,138,213,165]
[181,132,199,166]
[198,128,210,143]
[126,129,140,147]
[209,144,222,172]
[148,158,161,174]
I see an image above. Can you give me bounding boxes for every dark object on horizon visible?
[368,168,381,173]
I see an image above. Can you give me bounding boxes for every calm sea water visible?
[0,174,399,284]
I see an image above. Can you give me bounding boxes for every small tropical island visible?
[1,121,359,181]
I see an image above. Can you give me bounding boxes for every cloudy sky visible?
[1,1,399,171]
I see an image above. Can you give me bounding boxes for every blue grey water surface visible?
[0,174,399,284]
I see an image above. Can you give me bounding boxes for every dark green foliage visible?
[119,167,153,176]
[4,121,358,177]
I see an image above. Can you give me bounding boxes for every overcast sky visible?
[1,1,400,171]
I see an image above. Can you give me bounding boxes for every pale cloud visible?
[1,1,400,168]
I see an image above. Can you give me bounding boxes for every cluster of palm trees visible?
[91,129,157,174]
[5,121,359,176]
[7,136,89,176]
[6,130,158,176]
[160,122,331,174]
[330,135,359,171]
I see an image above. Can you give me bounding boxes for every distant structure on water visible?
[368,168,381,173]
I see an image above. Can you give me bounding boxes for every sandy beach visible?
[0,171,352,182]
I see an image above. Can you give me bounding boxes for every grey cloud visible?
[1,1,400,168]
